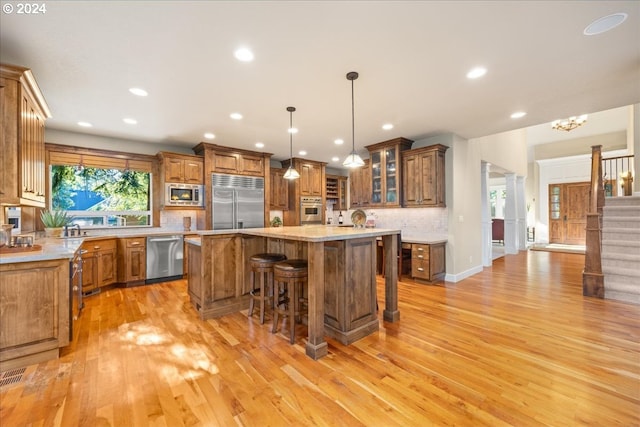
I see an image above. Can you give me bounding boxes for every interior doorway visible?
[548,182,590,245]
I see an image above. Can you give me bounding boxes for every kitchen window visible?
[48,147,153,228]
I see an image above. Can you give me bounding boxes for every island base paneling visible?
[186,233,381,346]
[323,238,379,345]
[0,259,70,371]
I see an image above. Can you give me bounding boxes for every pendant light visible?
[283,106,300,180]
[343,71,365,168]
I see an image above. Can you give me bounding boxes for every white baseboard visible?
[445,264,483,283]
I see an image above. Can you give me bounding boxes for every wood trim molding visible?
[46,143,156,172]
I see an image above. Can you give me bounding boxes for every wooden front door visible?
[548,182,590,245]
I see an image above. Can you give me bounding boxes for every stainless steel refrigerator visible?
[212,173,264,230]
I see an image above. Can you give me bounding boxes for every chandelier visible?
[551,114,588,132]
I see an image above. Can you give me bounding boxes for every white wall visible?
[46,128,194,155]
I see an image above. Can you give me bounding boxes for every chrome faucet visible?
[64,224,81,237]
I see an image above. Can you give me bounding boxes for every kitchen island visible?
[186,225,401,360]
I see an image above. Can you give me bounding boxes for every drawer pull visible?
[417,267,424,272]
[417,247,424,251]
[93,246,100,250]
[131,242,140,246]
[417,255,423,259]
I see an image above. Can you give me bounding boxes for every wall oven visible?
[165,183,204,207]
[300,196,323,225]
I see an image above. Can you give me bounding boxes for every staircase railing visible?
[583,145,605,297]
[602,154,634,197]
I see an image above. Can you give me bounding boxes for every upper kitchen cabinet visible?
[0,64,51,207]
[326,174,348,211]
[157,152,203,184]
[269,167,289,211]
[366,137,413,208]
[281,158,326,226]
[349,158,371,209]
[193,143,269,177]
[402,144,448,207]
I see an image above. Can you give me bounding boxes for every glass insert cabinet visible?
[365,137,412,207]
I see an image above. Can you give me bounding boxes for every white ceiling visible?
[1,1,639,169]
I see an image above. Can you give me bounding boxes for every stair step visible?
[604,290,640,305]
[602,252,640,263]
[602,228,640,241]
[602,217,640,228]
[602,266,640,278]
[602,205,640,216]
[604,196,640,208]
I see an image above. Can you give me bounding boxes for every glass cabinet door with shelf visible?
[365,137,412,207]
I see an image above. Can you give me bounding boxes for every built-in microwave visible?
[165,183,204,207]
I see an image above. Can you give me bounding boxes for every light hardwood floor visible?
[1,251,639,426]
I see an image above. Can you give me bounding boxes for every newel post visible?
[583,145,604,297]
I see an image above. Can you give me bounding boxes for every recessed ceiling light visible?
[234,48,254,62]
[288,127,298,134]
[123,118,137,125]
[298,150,307,156]
[510,111,526,119]
[382,123,394,130]
[129,87,148,97]
[230,113,243,120]
[77,121,92,128]
[255,142,264,148]
[334,138,344,145]
[584,13,628,36]
[466,67,487,79]
[331,156,340,162]
[204,132,215,139]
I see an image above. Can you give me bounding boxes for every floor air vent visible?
[0,367,26,387]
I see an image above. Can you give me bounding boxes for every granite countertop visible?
[0,237,84,264]
[0,228,195,264]
[195,225,402,243]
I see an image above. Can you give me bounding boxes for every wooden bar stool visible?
[272,259,308,344]
[248,253,287,324]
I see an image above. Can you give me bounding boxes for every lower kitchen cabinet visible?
[0,258,70,370]
[411,242,446,283]
[117,237,146,284]
[81,239,117,293]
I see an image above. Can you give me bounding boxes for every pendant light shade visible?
[283,106,300,180]
[343,71,364,168]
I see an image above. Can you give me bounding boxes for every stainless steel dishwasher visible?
[146,235,184,283]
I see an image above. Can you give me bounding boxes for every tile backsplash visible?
[327,206,448,235]
[160,210,199,231]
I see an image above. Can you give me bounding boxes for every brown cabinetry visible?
[326,174,348,211]
[187,234,266,318]
[402,144,448,207]
[269,167,289,210]
[281,158,326,226]
[81,239,117,293]
[0,64,51,207]
[158,151,203,184]
[117,237,146,283]
[366,137,413,208]
[411,242,446,283]
[194,143,266,177]
[0,258,70,370]
[349,159,371,208]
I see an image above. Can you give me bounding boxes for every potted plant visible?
[270,216,282,227]
[40,210,74,237]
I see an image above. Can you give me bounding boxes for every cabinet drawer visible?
[412,243,430,260]
[82,239,117,254]
[411,260,430,280]
[124,238,146,248]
